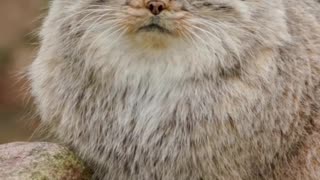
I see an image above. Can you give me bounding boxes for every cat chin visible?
[125,31,182,50]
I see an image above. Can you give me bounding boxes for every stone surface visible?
[0,142,92,180]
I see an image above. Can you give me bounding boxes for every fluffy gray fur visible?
[29,0,320,179]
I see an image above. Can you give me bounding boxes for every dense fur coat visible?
[29,0,320,179]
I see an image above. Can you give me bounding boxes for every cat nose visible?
[146,0,167,15]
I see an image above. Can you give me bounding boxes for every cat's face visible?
[87,0,250,43]
[100,0,250,34]
[50,0,255,48]
[43,0,288,72]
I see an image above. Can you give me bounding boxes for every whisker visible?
[55,8,120,27]
[190,18,246,72]
[67,14,120,39]
[189,24,221,43]
[75,16,121,54]
[84,24,127,60]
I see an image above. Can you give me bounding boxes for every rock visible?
[0,142,92,180]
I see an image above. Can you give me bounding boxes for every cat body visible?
[30,0,320,179]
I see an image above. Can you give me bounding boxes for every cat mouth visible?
[138,24,171,34]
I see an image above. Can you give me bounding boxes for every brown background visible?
[0,0,48,144]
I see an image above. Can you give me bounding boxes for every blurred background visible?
[0,0,48,144]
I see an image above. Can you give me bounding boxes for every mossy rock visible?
[0,142,92,180]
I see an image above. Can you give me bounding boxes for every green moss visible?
[31,148,92,179]
[30,171,49,180]
[7,145,93,180]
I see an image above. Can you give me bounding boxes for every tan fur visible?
[29,0,320,179]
